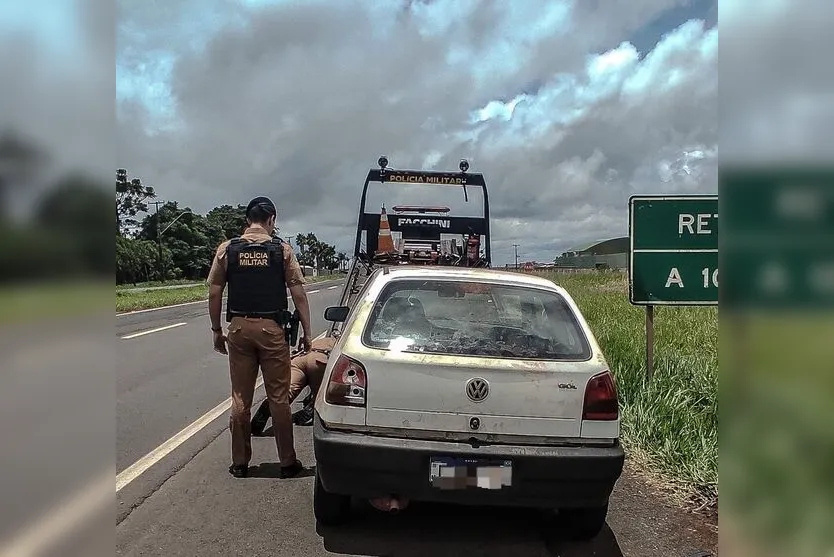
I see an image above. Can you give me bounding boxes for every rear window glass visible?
[361,279,591,360]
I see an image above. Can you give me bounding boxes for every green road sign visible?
[629,195,718,305]
[631,251,718,304]
[721,167,834,310]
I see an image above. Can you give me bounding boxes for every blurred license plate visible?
[429,457,512,490]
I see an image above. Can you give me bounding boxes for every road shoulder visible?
[608,462,718,557]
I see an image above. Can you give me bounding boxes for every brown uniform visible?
[207,225,305,468]
[251,336,336,433]
[289,336,336,401]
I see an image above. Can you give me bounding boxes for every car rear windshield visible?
[361,279,592,360]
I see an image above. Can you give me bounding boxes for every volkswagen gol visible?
[313,266,623,540]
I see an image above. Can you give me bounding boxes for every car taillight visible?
[582,370,618,420]
[325,354,367,407]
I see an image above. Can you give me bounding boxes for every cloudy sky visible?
[116,0,718,265]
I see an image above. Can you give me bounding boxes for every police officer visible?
[207,196,312,479]
[251,335,337,435]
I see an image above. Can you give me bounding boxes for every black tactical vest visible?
[225,238,288,322]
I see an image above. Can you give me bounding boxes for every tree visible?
[117,236,167,283]
[293,232,337,271]
[117,168,156,236]
[138,201,224,280]
[113,181,341,283]
[206,204,248,239]
[295,233,316,267]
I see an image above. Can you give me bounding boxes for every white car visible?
[312,266,624,540]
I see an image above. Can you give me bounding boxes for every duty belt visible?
[228,311,290,324]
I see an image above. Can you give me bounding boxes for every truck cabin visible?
[392,205,446,264]
[353,158,492,268]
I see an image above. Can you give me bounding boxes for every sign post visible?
[628,195,718,380]
[645,304,654,381]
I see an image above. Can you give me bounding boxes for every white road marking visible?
[0,469,113,557]
[115,378,262,492]
[327,285,339,290]
[120,322,187,339]
[117,299,207,316]
[115,330,328,493]
[5,329,335,554]
[308,289,320,294]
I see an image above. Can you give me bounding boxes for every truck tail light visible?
[325,354,367,407]
[582,370,618,421]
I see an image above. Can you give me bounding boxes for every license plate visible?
[429,457,513,490]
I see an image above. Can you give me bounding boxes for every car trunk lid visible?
[361,351,607,438]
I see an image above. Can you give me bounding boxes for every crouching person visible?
[251,336,336,434]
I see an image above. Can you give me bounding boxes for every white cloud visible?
[472,96,526,123]
[588,42,639,81]
[116,0,718,265]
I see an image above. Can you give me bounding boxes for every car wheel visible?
[314,469,351,526]
[558,503,608,541]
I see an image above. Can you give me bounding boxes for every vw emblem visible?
[465,377,490,402]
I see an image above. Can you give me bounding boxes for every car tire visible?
[558,503,608,541]
[314,469,351,526]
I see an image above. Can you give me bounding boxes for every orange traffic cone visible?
[376,204,396,255]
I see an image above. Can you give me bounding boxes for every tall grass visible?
[540,270,717,510]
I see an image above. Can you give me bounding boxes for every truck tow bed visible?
[328,157,493,337]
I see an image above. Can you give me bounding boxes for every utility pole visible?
[512,244,520,269]
[282,232,298,250]
[149,200,165,280]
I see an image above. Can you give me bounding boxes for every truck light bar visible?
[392,205,451,214]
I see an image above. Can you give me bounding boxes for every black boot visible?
[292,404,314,426]
[280,460,303,479]
[228,464,249,478]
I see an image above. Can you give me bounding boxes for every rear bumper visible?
[313,414,624,509]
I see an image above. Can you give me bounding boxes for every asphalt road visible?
[110,274,717,557]
[116,420,717,557]
[116,279,346,473]
[115,279,345,521]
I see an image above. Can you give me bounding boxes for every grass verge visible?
[539,270,717,515]
[116,279,202,291]
[117,284,209,313]
[116,274,343,312]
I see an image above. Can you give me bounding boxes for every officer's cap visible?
[246,196,277,218]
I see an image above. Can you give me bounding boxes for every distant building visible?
[503,261,555,272]
[554,237,628,270]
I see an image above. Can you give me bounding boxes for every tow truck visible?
[328,156,492,336]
